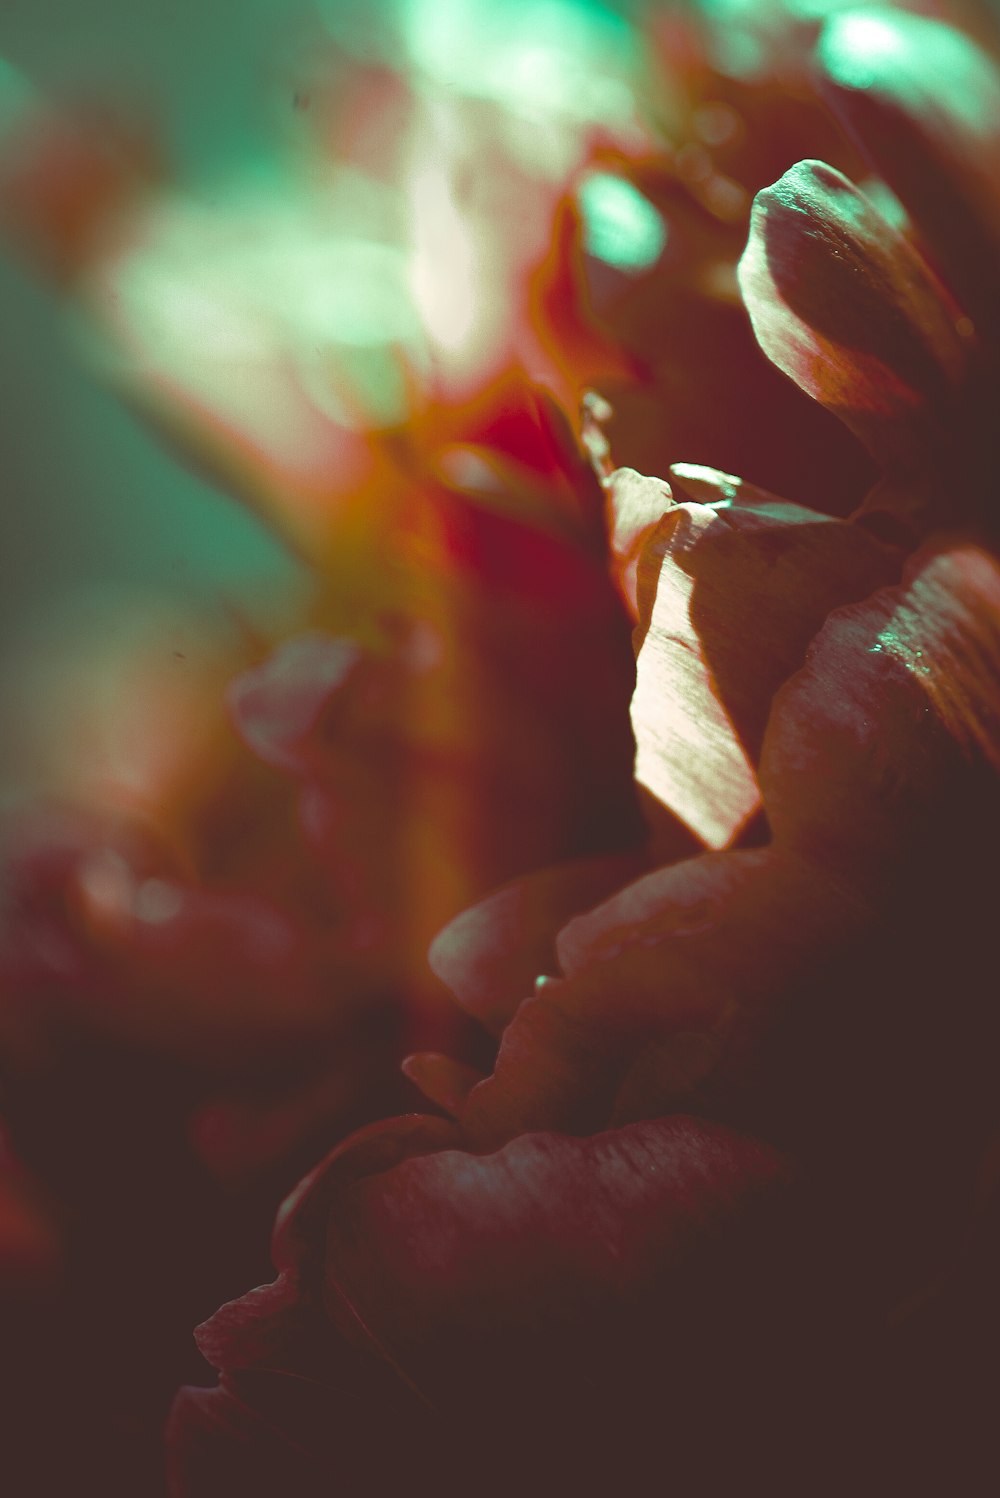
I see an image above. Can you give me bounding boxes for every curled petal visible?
[630,486,895,846]
[172,1117,888,1495]
[401,1053,486,1116]
[817,9,1000,329]
[604,466,674,616]
[271,1114,461,1281]
[667,463,788,510]
[322,1116,798,1427]
[189,1126,464,1390]
[458,849,854,1146]
[738,159,970,474]
[458,546,1000,1149]
[427,851,649,1036]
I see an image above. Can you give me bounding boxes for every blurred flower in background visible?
[1,1,999,1495]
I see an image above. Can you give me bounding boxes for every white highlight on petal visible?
[631,505,760,848]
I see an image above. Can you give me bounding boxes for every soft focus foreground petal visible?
[427,850,650,1036]
[738,159,970,476]
[225,633,368,775]
[817,9,1000,331]
[0,593,264,860]
[69,869,331,1062]
[0,803,340,1066]
[0,52,639,571]
[630,487,896,846]
[227,489,644,979]
[431,379,611,547]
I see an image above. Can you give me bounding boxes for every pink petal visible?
[458,542,1000,1148]
[188,1115,462,1388]
[457,848,851,1147]
[603,465,674,616]
[427,851,649,1036]
[400,1052,486,1116]
[738,159,970,475]
[322,1116,796,1416]
[762,540,1000,869]
[630,481,895,846]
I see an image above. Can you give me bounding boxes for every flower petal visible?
[171,1115,810,1496]
[630,483,895,846]
[185,1116,462,1405]
[762,540,1000,869]
[400,1052,486,1116]
[226,634,367,775]
[816,9,1000,329]
[737,159,970,474]
[457,848,853,1146]
[459,539,1000,1148]
[427,851,649,1036]
[603,465,674,616]
[322,1116,802,1447]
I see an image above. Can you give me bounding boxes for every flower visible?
[169,9,1000,1494]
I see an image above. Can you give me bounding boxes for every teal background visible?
[0,1,306,654]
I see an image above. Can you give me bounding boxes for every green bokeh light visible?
[578,171,667,271]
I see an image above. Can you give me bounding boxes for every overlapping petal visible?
[451,533,1000,1148]
[172,1113,818,1496]
[627,474,895,845]
[427,850,650,1036]
[5,6,1000,1494]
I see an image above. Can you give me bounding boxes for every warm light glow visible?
[407,143,479,357]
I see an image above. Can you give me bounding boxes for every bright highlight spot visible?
[578,172,667,272]
[103,183,430,438]
[819,12,911,90]
[407,154,478,355]
[820,6,1000,148]
[399,0,638,127]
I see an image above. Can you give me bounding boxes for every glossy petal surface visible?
[738,159,969,473]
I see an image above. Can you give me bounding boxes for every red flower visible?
[169,11,1000,1494]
